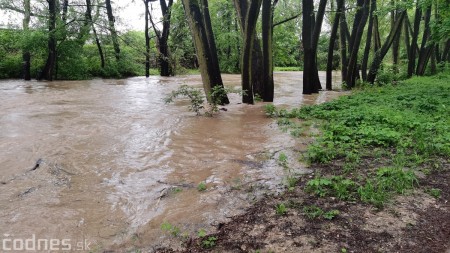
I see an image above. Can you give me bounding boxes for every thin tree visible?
[261,0,278,101]
[181,0,229,104]
[105,0,120,61]
[367,10,406,83]
[326,0,344,90]
[148,0,174,76]
[22,0,31,80]
[39,0,57,81]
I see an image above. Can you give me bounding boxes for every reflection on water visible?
[0,72,343,250]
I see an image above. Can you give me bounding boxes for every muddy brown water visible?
[0,71,342,251]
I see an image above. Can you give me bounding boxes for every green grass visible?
[267,73,450,207]
[274,66,302,71]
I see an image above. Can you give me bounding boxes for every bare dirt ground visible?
[151,157,449,253]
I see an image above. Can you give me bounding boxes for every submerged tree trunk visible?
[302,0,317,94]
[145,0,150,77]
[39,0,57,81]
[105,0,120,61]
[311,0,327,91]
[159,0,174,76]
[367,11,406,83]
[261,0,278,101]
[233,0,264,103]
[22,0,31,80]
[181,0,229,104]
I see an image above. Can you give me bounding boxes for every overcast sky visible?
[0,1,161,31]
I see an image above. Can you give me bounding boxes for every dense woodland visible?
[0,0,449,102]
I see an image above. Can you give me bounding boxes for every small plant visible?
[303,205,324,219]
[164,85,204,115]
[305,177,332,197]
[323,210,340,220]
[275,203,287,215]
[197,182,207,192]
[426,188,441,199]
[201,236,218,249]
[278,152,288,169]
[286,176,298,191]
[254,93,263,102]
[197,229,207,238]
[161,221,181,237]
[264,104,277,117]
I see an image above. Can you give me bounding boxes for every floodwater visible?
[0,71,342,251]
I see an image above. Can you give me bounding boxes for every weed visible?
[264,104,277,117]
[164,85,204,115]
[197,182,207,192]
[426,188,441,199]
[303,205,324,219]
[275,203,287,215]
[197,229,207,238]
[278,153,289,169]
[201,236,217,249]
[161,221,181,237]
[286,176,298,191]
[323,210,340,220]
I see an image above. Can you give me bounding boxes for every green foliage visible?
[164,85,205,115]
[425,188,441,199]
[275,203,287,215]
[197,182,207,192]
[161,221,181,237]
[201,236,218,249]
[303,206,340,220]
[278,153,288,168]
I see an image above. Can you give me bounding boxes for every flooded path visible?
[0,72,342,251]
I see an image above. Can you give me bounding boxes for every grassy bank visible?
[266,73,449,208]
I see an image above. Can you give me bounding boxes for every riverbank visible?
[156,73,450,252]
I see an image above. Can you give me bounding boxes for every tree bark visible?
[39,0,57,81]
[407,1,421,77]
[22,0,31,80]
[261,0,278,102]
[339,3,348,85]
[159,0,174,76]
[391,0,400,71]
[345,0,369,88]
[367,11,406,83]
[361,0,376,81]
[105,0,120,61]
[145,0,150,77]
[416,5,432,76]
[326,0,343,90]
[311,0,327,91]
[302,0,317,94]
[181,0,229,104]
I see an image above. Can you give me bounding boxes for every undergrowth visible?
[266,73,450,207]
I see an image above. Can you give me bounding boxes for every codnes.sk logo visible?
[2,234,94,251]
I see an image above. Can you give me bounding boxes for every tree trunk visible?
[39,0,57,81]
[367,11,406,83]
[105,0,120,61]
[373,15,381,51]
[311,0,327,91]
[302,0,317,94]
[345,0,369,88]
[181,0,229,104]
[233,0,264,103]
[339,3,348,85]
[326,0,343,90]
[261,0,278,102]
[403,13,411,63]
[240,0,263,103]
[22,0,31,80]
[416,5,432,76]
[443,39,450,62]
[361,0,376,81]
[159,0,174,76]
[145,0,150,77]
[407,1,421,77]
[391,1,400,71]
